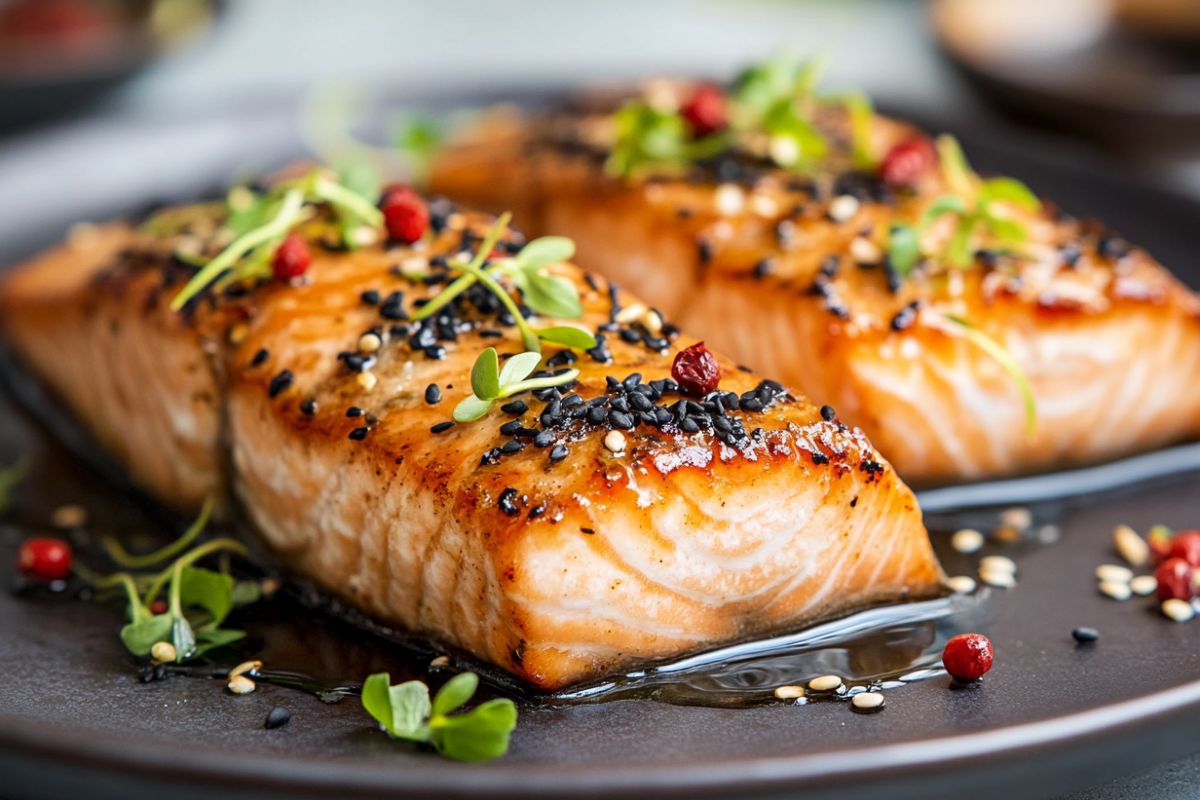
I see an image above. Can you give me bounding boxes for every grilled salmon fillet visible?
[429,95,1200,485]
[0,196,943,689]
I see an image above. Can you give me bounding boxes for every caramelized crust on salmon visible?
[0,204,942,689]
[430,104,1200,485]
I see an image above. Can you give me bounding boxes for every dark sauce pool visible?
[0,364,1058,713]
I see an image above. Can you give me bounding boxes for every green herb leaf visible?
[943,314,1037,435]
[822,90,875,170]
[536,326,597,350]
[120,613,174,656]
[470,347,501,400]
[178,566,234,628]
[515,236,575,271]
[230,579,262,607]
[430,698,518,763]
[982,213,1028,245]
[920,194,969,230]
[497,351,542,386]
[887,223,921,279]
[453,395,495,423]
[516,271,584,319]
[432,672,478,717]
[978,177,1040,213]
[362,673,433,741]
[762,100,827,168]
[936,134,973,196]
[171,615,197,660]
[192,627,246,657]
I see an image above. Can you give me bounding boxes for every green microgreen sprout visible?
[362,671,518,763]
[886,222,922,279]
[453,348,580,423]
[941,314,1037,435]
[606,100,729,178]
[166,168,384,311]
[73,498,262,662]
[921,135,1041,268]
[0,458,28,516]
[412,213,596,354]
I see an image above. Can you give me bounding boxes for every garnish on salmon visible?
[428,58,1200,485]
[0,176,943,689]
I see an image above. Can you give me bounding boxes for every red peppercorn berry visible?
[381,184,429,244]
[271,234,310,281]
[1166,531,1200,568]
[672,341,721,396]
[150,599,168,615]
[680,84,728,137]
[942,633,993,682]
[1155,557,1195,602]
[880,136,936,188]
[17,537,72,582]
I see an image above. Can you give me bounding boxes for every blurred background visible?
[0,1,1198,797]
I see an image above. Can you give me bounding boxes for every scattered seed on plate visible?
[1071,627,1100,643]
[150,641,176,664]
[1098,580,1132,601]
[979,568,1016,589]
[773,685,805,700]
[999,507,1032,531]
[992,524,1022,544]
[51,504,87,529]
[1035,524,1061,545]
[808,675,843,692]
[1112,524,1149,567]
[851,691,885,712]
[951,528,984,554]
[265,706,292,729]
[429,655,450,670]
[947,575,977,594]
[230,660,262,678]
[980,555,1017,575]
[1130,575,1158,596]
[1095,564,1134,584]
[1161,598,1194,622]
[228,675,256,695]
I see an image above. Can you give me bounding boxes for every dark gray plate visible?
[0,90,1198,800]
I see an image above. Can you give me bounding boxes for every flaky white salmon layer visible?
[430,107,1200,485]
[0,208,942,689]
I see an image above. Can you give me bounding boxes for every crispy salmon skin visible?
[429,85,1200,485]
[0,192,942,689]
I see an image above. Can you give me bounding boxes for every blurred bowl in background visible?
[932,0,1200,158]
[0,0,220,131]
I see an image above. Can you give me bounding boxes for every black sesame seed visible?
[265,707,292,729]
[268,370,293,398]
[348,426,369,441]
[819,255,840,278]
[431,421,454,434]
[300,399,317,416]
[360,289,381,306]
[498,488,520,516]
[752,259,773,279]
[500,400,528,415]
[820,405,836,422]
[500,439,525,455]
[587,405,607,424]
[499,420,523,436]
[251,348,270,367]
[697,239,714,265]
[425,384,441,404]
[1072,627,1100,643]
[528,504,546,519]
[610,411,635,430]
[346,406,364,417]
[549,444,569,463]
[1060,243,1082,267]
[533,430,556,448]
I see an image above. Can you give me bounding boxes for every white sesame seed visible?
[51,504,87,529]
[849,237,881,265]
[358,332,382,353]
[715,184,744,216]
[980,555,1017,575]
[357,371,377,392]
[828,195,860,223]
[1130,575,1158,596]
[979,568,1016,589]
[947,575,977,594]
[1112,524,1149,568]
[1162,598,1194,622]
[999,507,1033,531]
[808,675,843,692]
[750,194,780,218]
[229,660,262,678]
[429,655,450,669]
[641,308,664,334]
[228,675,257,695]
[1098,580,1132,601]
[603,430,627,455]
[851,691,885,711]
[1095,564,1133,584]
[151,642,177,664]
[951,528,984,554]
[227,322,249,345]
[615,303,648,325]
[773,685,805,700]
[350,226,379,248]
[768,135,800,167]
